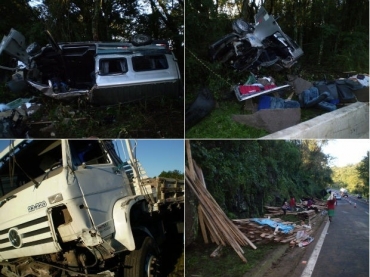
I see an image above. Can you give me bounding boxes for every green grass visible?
[185,100,269,138]
[185,93,337,138]
[0,86,184,138]
[185,240,278,277]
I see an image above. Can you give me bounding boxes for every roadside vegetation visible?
[185,0,369,137]
[186,240,277,277]
[187,140,333,220]
[0,89,183,138]
[331,152,369,198]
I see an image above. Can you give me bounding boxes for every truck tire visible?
[123,236,160,277]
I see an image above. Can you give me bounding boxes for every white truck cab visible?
[0,140,183,277]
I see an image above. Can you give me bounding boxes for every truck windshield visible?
[69,140,110,167]
[0,140,62,198]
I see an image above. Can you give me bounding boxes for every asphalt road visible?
[309,195,369,277]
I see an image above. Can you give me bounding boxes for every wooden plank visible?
[185,141,195,180]
[198,205,209,244]
[210,245,223,258]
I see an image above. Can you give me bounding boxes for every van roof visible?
[58,41,172,56]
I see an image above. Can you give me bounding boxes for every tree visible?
[159,169,184,179]
[188,140,332,218]
[356,151,369,197]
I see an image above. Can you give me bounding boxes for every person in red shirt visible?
[327,192,336,222]
[289,196,296,212]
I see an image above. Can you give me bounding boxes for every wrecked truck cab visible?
[0,29,182,104]
[0,139,183,276]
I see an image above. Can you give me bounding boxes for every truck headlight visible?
[48,193,63,204]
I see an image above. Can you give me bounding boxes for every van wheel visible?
[123,237,161,277]
[131,34,152,46]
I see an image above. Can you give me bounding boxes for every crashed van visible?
[0,139,184,276]
[0,29,182,105]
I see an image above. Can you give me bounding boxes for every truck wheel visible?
[123,236,160,277]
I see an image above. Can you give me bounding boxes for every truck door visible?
[65,140,132,237]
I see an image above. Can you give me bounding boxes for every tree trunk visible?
[92,0,102,41]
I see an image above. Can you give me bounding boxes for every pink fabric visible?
[239,85,261,95]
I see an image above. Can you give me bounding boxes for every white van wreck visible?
[0,29,182,105]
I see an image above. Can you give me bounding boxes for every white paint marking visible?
[365,212,369,215]
[341,211,349,214]
[300,221,330,277]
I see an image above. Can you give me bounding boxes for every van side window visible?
[132,55,168,72]
[99,58,128,75]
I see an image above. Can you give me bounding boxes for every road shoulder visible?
[248,213,328,277]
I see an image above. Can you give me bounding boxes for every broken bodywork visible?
[0,29,182,104]
[209,7,303,72]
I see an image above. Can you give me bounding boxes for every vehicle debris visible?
[209,6,303,72]
[0,29,182,105]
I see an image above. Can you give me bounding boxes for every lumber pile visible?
[185,141,256,263]
[296,198,327,210]
[232,217,314,247]
[263,205,297,217]
[156,177,184,204]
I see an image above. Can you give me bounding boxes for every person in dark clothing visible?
[281,198,289,215]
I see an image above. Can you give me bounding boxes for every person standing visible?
[281,198,290,215]
[289,196,296,212]
[307,197,313,209]
[327,192,336,222]
[282,200,289,215]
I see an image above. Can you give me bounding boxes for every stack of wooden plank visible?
[232,217,315,247]
[156,177,184,204]
[296,198,327,210]
[263,205,299,216]
[185,141,256,263]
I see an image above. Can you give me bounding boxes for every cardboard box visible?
[353,87,369,102]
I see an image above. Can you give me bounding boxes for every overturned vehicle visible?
[0,140,184,276]
[209,7,303,71]
[0,30,182,105]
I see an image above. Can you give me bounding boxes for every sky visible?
[0,139,184,178]
[321,139,369,167]
[114,139,184,177]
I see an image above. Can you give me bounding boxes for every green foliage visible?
[332,155,369,198]
[356,152,369,197]
[189,140,333,218]
[22,96,183,138]
[332,151,370,197]
[158,170,184,179]
[186,100,268,138]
